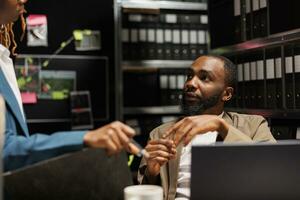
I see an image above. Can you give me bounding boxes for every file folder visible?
[161,13,174,60]
[252,0,260,38]
[259,0,268,37]
[256,60,265,108]
[294,54,300,108]
[237,63,245,107]
[275,57,283,108]
[266,58,277,108]
[234,0,242,43]
[245,0,252,40]
[285,56,295,109]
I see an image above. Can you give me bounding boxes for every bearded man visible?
[138,55,276,200]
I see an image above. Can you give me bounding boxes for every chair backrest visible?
[0,95,5,200]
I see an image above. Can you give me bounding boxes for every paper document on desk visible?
[191,131,218,146]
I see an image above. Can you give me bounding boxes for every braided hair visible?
[0,13,26,55]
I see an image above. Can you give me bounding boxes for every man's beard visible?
[180,90,223,116]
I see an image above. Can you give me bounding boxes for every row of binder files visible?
[124,68,187,107]
[234,0,268,42]
[155,0,207,2]
[227,55,300,110]
[209,0,268,48]
[124,53,300,110]
[122,11,209,60]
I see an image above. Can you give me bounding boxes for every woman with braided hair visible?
[0,0,139,171]
[0,0,26,55]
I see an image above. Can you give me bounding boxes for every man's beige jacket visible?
[138,112,276,200]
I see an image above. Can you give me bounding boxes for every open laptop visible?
[191,142,300,200]
[4,149,133,200]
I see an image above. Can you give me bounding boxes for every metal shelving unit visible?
[121,0,207,11]
[122,60,193,69]
[124,105,181,115]
[117,0,208,117]
[225,108,300,120]
[213,28,300,120]
[210,28,300,56]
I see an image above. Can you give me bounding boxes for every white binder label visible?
[129,14,142,22]
[200,15,208,24]
[131,29,138,43]
[260,0,267,8]
[244,62,250,81]
[181,30,189,44]
[177,75,185,89]
[234,0,241,16]
[250,61,257,80]
[169,75,177,89]
[122,29,129,42]
[285,56,293,74]
[246,0,251,13]
[238,64,243,82]
[266,59,275,79]
[160,75,168,89]
[139,29,146,42]
[165,14,177,23]
[257,60,264,80]
[294,55,300,73]
[252,0,259,11]
[173,30,180,44]
[198,30,205,44]
[165,29,172,42]
[147,29,155,42]
[156,29,164,44]
[275,58,282,78]
[190,30,197,44]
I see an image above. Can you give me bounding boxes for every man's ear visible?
[222,87,234,102]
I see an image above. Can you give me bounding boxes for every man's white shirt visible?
[175,112,224,200]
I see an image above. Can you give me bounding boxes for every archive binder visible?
[295,54,300,108]
[285,55,294,109]
[259,0,268,37]
[161,13,174,60]
[243,62,252,107]
[156,23,165,60]
[252,0,260,38]
[275,57,283,108]
[237,63,244,107]
[265,58,277,109]
[245,0,252,40]
[180,14,191,60]
[234,0,242,43]
[249,61,258,108]
[159,68,187,106]
[146,14,158,59]
[170,14,182,60]
[256,60,265,108]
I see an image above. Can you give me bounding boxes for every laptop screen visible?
[191,142,300,200]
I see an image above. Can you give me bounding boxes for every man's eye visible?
[200,74,209,81]
[187,74,194,80]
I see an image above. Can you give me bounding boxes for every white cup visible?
[124,185,163,200]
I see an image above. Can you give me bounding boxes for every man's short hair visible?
[208,55,237,88]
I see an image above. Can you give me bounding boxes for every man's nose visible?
[185,76,198,91]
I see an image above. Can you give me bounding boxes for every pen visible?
[128,139,150,159]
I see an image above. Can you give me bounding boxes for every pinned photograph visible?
[27,15,48,47]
